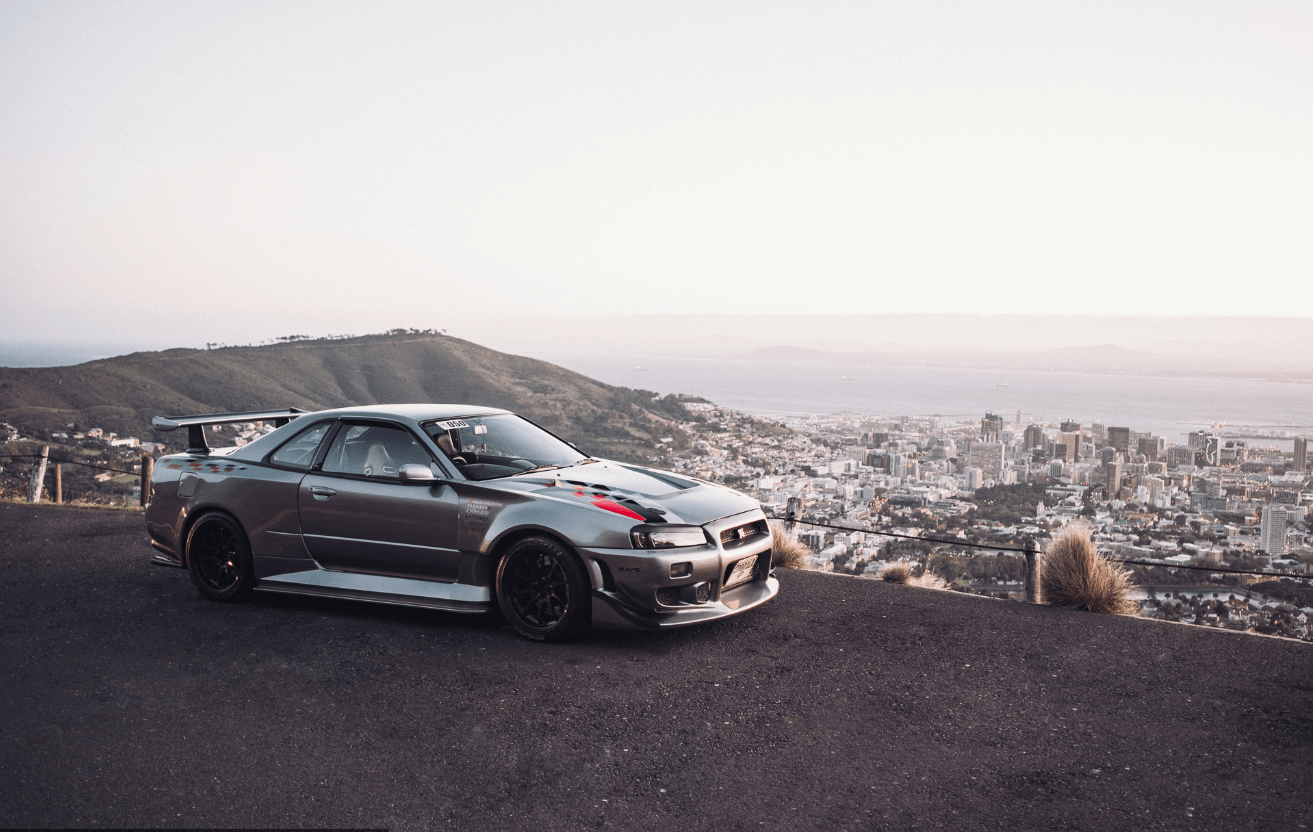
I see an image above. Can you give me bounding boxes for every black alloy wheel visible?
[495,536,590,642]
[185,512,255,602]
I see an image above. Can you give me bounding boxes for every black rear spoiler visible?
[152,408,307,454]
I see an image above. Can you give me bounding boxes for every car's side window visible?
[320,424,432,479]
[267,422,332,470]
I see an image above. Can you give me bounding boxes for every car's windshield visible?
[424,414,586,480]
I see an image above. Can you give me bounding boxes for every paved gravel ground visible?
[1,503,1311,831]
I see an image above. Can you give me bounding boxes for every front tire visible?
[185,512,255,602]
[495,536,591,642]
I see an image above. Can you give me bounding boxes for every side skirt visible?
[150,539,184,568]
[256,567,493,614]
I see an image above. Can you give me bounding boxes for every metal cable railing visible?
[767,514,1313,582]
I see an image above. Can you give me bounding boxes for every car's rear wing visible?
[152,408,307,454]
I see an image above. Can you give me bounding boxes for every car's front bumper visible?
[590,575,779,629]
[579,508,779,629]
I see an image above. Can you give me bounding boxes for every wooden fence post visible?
[1024,536,1042,604]
[140,455,154,507]
[26,445,49,503]
[54,464,62,505]
[785,496,801,533]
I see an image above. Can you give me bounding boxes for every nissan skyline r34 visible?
[144,404,779,640]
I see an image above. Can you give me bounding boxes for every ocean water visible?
[0,340,166,368]
[535,351,1313,445]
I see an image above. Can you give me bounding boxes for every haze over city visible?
[2,1,1311,354]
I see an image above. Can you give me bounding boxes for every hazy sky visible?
[2,1,1310,346]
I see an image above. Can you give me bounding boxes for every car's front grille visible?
[656,588,681,607]
[719,519,768,548]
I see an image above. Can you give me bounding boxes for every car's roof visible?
[221,404,519,463]
[306,404,513,423]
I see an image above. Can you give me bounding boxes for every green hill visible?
[0,333,693,463]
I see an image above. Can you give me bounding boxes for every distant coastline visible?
[0,340,172,369]
[7,337,1313,447]
[531,349,1313,444]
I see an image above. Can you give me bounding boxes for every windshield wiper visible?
[516,464,563,475]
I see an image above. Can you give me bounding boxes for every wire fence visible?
[0,452,140,476]
[767,513,1313,582]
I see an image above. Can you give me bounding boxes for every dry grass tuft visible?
[881,562,948,589]
[881,563,912,583]
[910,572,948,590]
[1041,523,1140,615]
[769,523,810,569]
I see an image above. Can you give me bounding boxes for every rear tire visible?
[495,536,591,642]
[185,512,255,602]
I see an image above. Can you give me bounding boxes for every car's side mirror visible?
[399,464,437,483]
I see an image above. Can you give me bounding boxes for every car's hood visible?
[497,460,759,526]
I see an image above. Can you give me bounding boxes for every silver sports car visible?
[145,404,779,640]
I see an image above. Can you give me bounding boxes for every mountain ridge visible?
[0,333,696,463]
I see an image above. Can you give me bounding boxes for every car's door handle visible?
[309,486,337,500]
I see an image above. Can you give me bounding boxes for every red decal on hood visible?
[591,498,645,521]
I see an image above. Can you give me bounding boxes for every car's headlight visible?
[631,525,708,549]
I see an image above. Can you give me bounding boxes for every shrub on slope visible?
[1042,523,1139,615]
[770,524,809,569]
[880,563,947,588]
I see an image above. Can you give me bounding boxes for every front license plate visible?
[724,555,758,590]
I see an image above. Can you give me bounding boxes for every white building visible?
[1261,505,1289,555]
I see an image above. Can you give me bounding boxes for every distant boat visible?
[997,383,1010,387]
[841,375,853,381]
[634,366,650,371]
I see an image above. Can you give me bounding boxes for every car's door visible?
[298,421,462,581]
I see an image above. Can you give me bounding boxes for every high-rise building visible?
[1105,460,1123,495]
[1023,425,1044,449]
[1107,427,1131,453]
[1295,437,1308,473]
[968,442,1005,482]
[981,413,1002,443]
[1060,421,1082,435]
[1202,435,1221,466]
[1137,436,1162,462]
[1143,475,1164,504]
[1220,440,1247,466]
[965,467,983,490]
[1059,431,1081,462]
[1091,422,1107,445]
[1166,446,1195,468]
[1261,506,1289,555]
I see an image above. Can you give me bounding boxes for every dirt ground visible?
[2,502,1310,831]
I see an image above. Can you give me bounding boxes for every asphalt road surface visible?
[2,503,1310,831]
